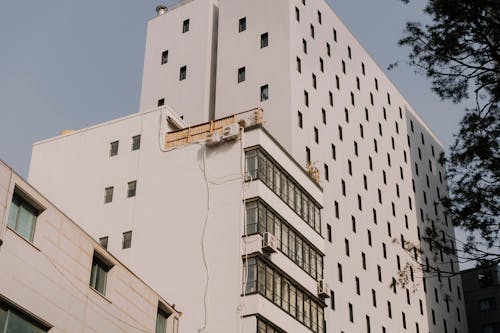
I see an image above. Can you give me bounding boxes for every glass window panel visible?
[257,260,266,294]
[273,168,281,194]
[266,210,274,234]
[311,301,318,332]
[274,219,281,250]
[296,238,303,267]
[155,309,169,333]
[280,174,288,202]
[304,298,311,327]
[266,160,274,188]
[17,205,36,241]
[246,202,258,235]
[245,259,257,293]
[246,151,258,180]
[265,266,273,299]
[289,233,296,262]
[281,225,289,256]
[304,245,311,273]
[297,290,304,322]
[0,307,7,331]
[7,197,20,230]
[274,273,281,305]
[290,285,297,318]
[282,279,290,312]
[258,204,267,235]
[6,311,45,333]
[257,153,266,181]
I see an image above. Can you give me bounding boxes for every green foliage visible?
[400,0,499,267]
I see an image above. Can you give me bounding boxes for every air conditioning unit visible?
[262,232,277,254]
[222,123,240,141]
[317,279,330,299]
[206,132,222,146]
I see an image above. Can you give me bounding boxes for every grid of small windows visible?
[245,200,324,280]
[245,257,325,333]
[285,4,459,332]
[245,148,322,233]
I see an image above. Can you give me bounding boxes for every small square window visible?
[109,140,119,157]
[89,254,111,295]
[127,181,137,198]
[179,66,187,81]
[7,192,39,242]
[260,32,269,48]
[132,135,141,151]
[122,231,132,249]
[182,19,190,33]
[157,98,165,107]
[239,17,246,32]
[260,85,269,101]
[238,67,246,83]
[104,187,114,203]
[99,236,108,249]
[161,50,168,65]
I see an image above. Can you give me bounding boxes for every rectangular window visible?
[89,254,111,295]
[0,302,48,333]
[295,7,300,21]
[317,10,322,24]
[333,28,337,42]
[261,32,269,48]
[99,236,108,249]
[239,17,246,32]
[122,231,132,249]
[327,224,332,243]
[179,66,187,80]
[182,19,190,33]
[303,39,307,54]
[109,140,119,157]
[324,163,329,181]
[132,135,141,151]
[297,57,302,73]
[306,146,311,163]
[104,187,114,204]
[297,111,303,128]
[261,85,269,101]
[304,90,309,106]
[310,24,315,38]
[322,109,326,124]
[7,193,39,242]
[348,303,353,322]
[161,50,168,65]
[127,181,137,198]
[348,46,352,59]
[238,67,246,83]
[155,308,171,333]
[314,127,319,143]
[312,73,317,89]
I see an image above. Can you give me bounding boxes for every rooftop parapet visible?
[165,108,263,149]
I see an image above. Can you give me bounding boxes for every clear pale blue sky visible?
[0,0,467,177]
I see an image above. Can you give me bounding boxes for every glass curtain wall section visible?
[246,199,324,280]
[245,148,321,234]
[244,257,325,333]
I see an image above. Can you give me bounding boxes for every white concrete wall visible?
[139,0,218,125]
[29,109,325,333]
[0,161,180,333]
[215,0,294,151]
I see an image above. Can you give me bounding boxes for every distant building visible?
[0,160,181,333]
[26,0,468,332]
[462,266,500,333]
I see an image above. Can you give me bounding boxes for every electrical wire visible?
[197,143,210,333]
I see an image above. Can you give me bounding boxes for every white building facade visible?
[0,160,181,333]
[28,0,467,332]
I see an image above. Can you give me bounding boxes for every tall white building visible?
[28,0,468,332]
